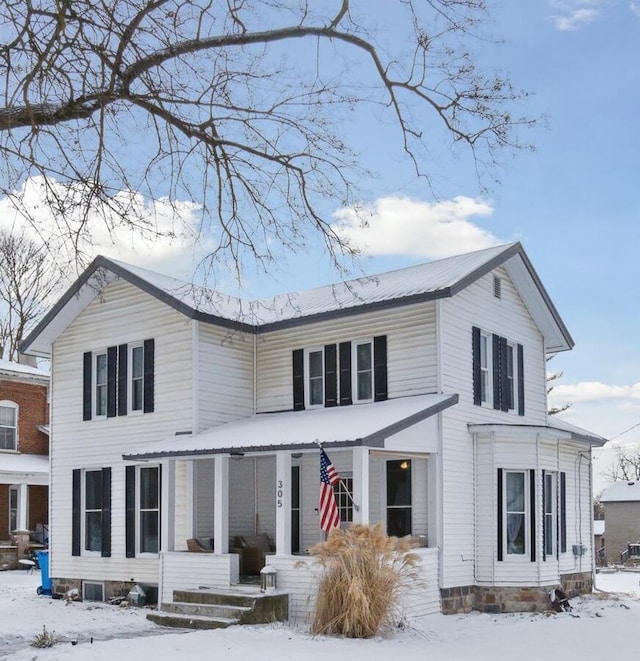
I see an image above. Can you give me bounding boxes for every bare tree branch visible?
[0,0,535,277]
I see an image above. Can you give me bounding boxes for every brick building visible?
[0,359,49,547]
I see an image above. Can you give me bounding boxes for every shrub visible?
[30,625,59,648]
[309,523,421,638]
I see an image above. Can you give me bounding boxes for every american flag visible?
[319,448,341,532]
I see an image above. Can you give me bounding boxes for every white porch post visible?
[161,460,176,552]
[352,447,370,524]
[213,455,229,554]
[275,451,292,555]
[17,483,28,531]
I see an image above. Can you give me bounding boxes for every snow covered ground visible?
[2,568,639,660]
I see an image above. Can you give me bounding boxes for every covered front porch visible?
[124,394,457,621]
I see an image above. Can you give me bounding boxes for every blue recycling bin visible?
[35,550,52,596]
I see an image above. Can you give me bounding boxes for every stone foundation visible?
[52,577,158,604]
[441,572,593,614]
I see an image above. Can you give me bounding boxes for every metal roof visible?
[123,393,458,460]
[21,241,574,356]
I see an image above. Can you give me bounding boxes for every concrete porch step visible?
[148,588,289,630]
[147,611,238,630]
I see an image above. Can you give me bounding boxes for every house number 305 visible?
[276,480,284,508]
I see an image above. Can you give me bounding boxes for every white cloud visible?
[630,2,640,17]
[0,176,208,280]
[331,195,501,259]
[552,8,598,29]
[549,381,640,403]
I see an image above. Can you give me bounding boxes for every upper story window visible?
[354,340,373,403]
[472,327,524,416]
[306,348,324,408]
[94,352,108,417]
[0,401,18,451]
[130,344,145,412]
[292,336,387,411]
[83,339,154,421]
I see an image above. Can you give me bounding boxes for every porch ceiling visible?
[123,393,458,461]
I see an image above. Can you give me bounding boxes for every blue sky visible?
[1,0,638,491]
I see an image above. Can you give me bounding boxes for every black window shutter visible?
[497,469,503,561]
[324,344,338,407]
[143,339,155,413]
[107,346,117,418]
[118,343,128,416]
[472,327,481,406]
[125,465,136,558]
[292,349,305,411]
[529,469,536,562]
[542,469,546,562]
[72,469,81,556]
[373,335,388,402]
[517,343,525,416]
[82,352,92,421]
[339,342,352,406]
[101,467,112,558]
[499,337,509,412]
[560,472,567,553]
[492,334,501,410]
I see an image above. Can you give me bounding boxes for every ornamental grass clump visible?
[309,523,421,638]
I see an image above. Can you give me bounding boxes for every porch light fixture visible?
[260,565,277,592]
[399,460,409,470]
[230,452,244,461]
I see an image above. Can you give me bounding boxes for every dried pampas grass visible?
[309,523,421,638]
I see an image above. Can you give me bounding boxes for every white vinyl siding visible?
[256,302,438,413]
[438,267,547,588]
[49,279,194,583]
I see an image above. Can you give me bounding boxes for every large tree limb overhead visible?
[0,0,534,279]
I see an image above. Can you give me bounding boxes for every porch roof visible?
[123,393,458,461]
[0,454,49,485]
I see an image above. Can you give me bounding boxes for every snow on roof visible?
[124,393,458,460]
[0,453,48,478]
[0,359,49,380]
[600,480,640,503]
[547,417,608,445]
[594,520,605,536]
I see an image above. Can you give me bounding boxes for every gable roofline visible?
[21,242,573,356]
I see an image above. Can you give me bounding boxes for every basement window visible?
[82,581,105,602]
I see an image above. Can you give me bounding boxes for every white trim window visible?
[138,465,160,554]
[9,485,18,532]
[0,401,18,450]
[543,471,557,558]
[479,333,490,404]
[94,351,108,417]
[504,470,529,557]
[84,469,104,553]
[306,348,324,408]
[130,344,145,413]
[353,340,374,403]
[334,474,354,524]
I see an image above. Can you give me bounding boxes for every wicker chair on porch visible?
[186,538,214,552]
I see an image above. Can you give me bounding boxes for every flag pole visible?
[316,440,360,512]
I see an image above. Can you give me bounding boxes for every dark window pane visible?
[387,460,411,506]
[309,351,322,377]
[506,472,524,512]
[387,508,411,537]
[357,372,372,401]
[85,471,102,509]
[140,511,159,553]
[140,467,159,509]
[85,512,102,552]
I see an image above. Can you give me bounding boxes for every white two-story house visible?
[22,242,605,618]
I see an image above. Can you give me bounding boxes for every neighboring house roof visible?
[0,453,49,485]
[0,359,49,384]
[594,520,605,536]
[600,480,640,503]
[467,419,608,447]
[21,242,574,357]
[124,393,458,460]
